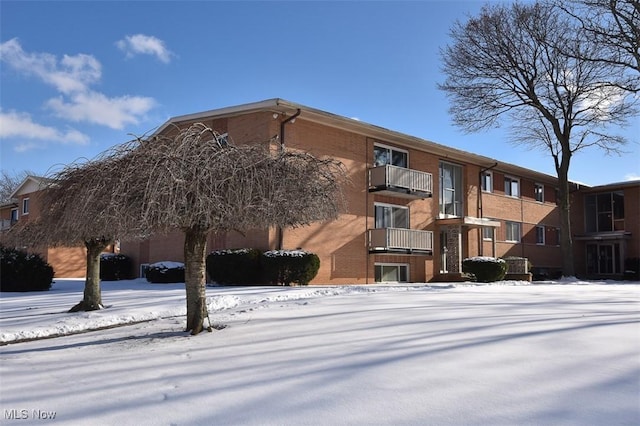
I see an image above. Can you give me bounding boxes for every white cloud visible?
[624,173,640,181]
[0,110,90,152]
[46,92,156,130]
[0,38,101,94]
[0,39,157,132]
[116,34,173,63]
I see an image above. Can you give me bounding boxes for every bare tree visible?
[439,1,638,276]
[6,146,146,312]
[6,123,344,331]
[120,124,345,334]
[557,0,640,79]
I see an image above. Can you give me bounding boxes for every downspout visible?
[276,109,302,250]
[478,162,498,256]
[279,108,301,152]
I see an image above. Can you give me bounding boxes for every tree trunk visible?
[69,239,109,312]
[557,161,576,277]
[184,227,211,335]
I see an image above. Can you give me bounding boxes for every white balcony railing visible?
[369,165,432,197]
[368,228,434,253]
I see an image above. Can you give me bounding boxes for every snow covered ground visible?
[1,278,638,425]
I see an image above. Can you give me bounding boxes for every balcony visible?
[369,165,432,199]
[368,228,434,254]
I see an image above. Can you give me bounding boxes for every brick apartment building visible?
[0,176,88,278]
[3,99,638,283]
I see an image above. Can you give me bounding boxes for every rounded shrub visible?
[100,253,133,281]
[462,256,507,283]
[206,248,264,285]
[145,261,185,284]
[262,250,320,286]
[0,246,54,292]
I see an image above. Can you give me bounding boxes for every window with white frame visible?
[482,226,494,240]
[22,198,29,215]
[374,203,409,229]
[504,176,520,197]
[481,171,493,193]
[439,161,463,217]
[375,263,409,282]
[536,225,545,245]
[373,144,408,168]
[535,183,544,202]
[10,208,18,223]
[505,221,521,242]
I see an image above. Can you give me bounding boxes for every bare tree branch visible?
[439,0,639,277]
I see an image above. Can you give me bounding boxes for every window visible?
[505,221,521,242]
[439,161,463,217]
[10,208,18,223]
[375,263,409,282]
[536,226,545,245]
[374,203,409,229]
[535,183,544,202]
[585,191,625,233]
[22,198,29,215]
[482,226,494,240]
[481,171,493,193]
[504,176,520,197]
[373,144,407,168]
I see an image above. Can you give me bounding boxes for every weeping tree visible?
[439,0,638,276]
[5,149,146,312]
[119,123,345,335]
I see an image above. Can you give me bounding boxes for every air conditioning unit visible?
[139,263,150,279]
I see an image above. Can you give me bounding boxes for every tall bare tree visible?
[439,1,638,276]
[557,0,640,79]
[121,124,345,334]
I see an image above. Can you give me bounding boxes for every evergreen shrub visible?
[0,246,54,292]
[145,261,185,283]
[100,253,133,281]
[206,248,264,285]
[262,250,320,286]
[462,256,507,283]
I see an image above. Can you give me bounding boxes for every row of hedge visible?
[207,249,320,286]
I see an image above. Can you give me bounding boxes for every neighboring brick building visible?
[571,180,640,278]
[120,99,580,283]
[1,176,90,278]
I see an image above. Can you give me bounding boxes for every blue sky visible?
[1,0,638,186]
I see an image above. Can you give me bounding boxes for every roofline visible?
[581,179,640,192]
[157,98,578,186]
[9,175,52,199]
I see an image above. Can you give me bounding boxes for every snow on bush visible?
[462,256,507,283]
[100,253,133,281]
[145,261,185,284]
[262,250,320,286]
